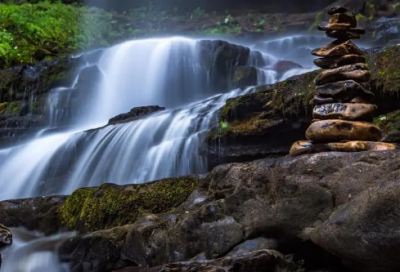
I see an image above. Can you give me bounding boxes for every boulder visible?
[314,63,370,85]
[271,60,303,74]
[312,40,363,58]
[313,54,365,69]
[231,66,258,88]
[290,140,397,156]
[306,120,382,142]
[313,103,376,120]
[315,80,374,102]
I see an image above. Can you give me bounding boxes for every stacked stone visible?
[290,6,397,156]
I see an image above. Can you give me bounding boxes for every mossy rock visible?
[58,176,200,233]
[374,109,400,142]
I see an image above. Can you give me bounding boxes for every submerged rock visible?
[306,120,382,142]
[108,106,166,125]
[314,63,370,85]
[313,103,376,121]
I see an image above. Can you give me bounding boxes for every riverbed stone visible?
[316,80,374,102]
[290,140,397,156]
[328,14,357,28]
[314,63,370,85]
[306,120,382,142]
[314,54,365,69]
[312,40,363,58]
[313,103,376,121]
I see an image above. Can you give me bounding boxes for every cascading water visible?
[0,36,316,201]
[0,228,74,272]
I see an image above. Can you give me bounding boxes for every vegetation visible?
[0,1,126,68]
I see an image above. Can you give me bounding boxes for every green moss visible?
[369,46,400,93]
[366,1,376,21]
[308,11,324,32]
[58,176,199,232]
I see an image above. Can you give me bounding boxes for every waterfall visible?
[0,36,316,201]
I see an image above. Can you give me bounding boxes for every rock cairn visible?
[290,6,397,156]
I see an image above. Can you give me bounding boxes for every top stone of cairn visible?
[327,6,348,15]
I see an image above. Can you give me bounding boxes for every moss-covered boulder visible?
[204,45,400,166]
[58,176,199,233]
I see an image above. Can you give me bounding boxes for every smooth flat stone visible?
[314,63,370,85]
[306,119,382,142]
[318,22,353,31]
[329,14,357,28]
[327,6,348,15]
[316,80,374,102]
[313,103,376,121]
[314,54,365,69]
[290,140,397,157]
[326,30,361,40]
[312,40,363,58]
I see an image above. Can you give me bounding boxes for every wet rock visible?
[0,224,12,248]
[315,80,374,102]
[289,140,396,156]
[311,40,363,58]
[314,54,365,69]
[231,66,258,88]
[313,103,376,121]
[314,63,370,85]
[271,60,303,74]
[327,6,348,15]
[0,196,67,235]
[108,106,166,125]
[326,30,361,40]
[310,180,400,272]
[306,120,382,142]
[328,14,357,28]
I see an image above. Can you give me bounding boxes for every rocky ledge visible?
[203,45,400,167]
[3,150,400,271]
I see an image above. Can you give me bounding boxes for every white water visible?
[0,228,74,272]
[0,36,317,201]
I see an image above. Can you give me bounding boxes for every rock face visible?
[49,150,400,272]
[108,106,166,125]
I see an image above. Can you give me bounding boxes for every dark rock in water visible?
[290,140,396,156]
[327,6,348,15]
[0,224,12,248]
[326,30,361,40]
[231,66,258,88]
[306,119,382,142]
[316,80,374,102]
[311,180,400,272]
[0,196,67,235]
[313,103,376,121]
[311,40,363,58]
[328,13,357,28]
[271,60,303,74]
[314,54,365,69]
[314,63,370,85]
[108,106,166,125]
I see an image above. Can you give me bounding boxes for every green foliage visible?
[0,1,123,68]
